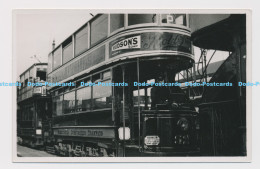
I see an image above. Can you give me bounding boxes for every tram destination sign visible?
[53,128,115,139]
[109,32,192,58]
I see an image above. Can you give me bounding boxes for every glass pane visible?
[93,97,112,109]
[102,70,111,79]
[90,14,108,46]
[93,80,112,109]
[53,47,61,69]
[75,25,88,56]
[53,95,63,116]
[48,54,52,73]
[76,87,91,111]
[161,14,187,26]
[110,14,124,33]
[128,14,157,26]
[21,75,24,84]
[63,91,75,114]
[133,89,145,109]
[62,43,73,64]
[93,80,112,98]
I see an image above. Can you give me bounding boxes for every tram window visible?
[161,14,187,26]
[54,91,58,96]
[48,54,52,73]
[62,41,73,64]
[93,80,112,109]
[133,89,146,108]
[53,95,63,116]
[128,14,157,26]
[75,25,88,56]
[36,70,46,81]
[63,91,75,114]
[24,79,28,86]
[110,14,124,33]
[53,46,61,70]
[29,106,33,121]
[90,14,108,46]
[58,88,63,94]
[20,75,24,87]
[76,87,91,112]
[76,81,83,88]
[102,70,111,80]
[64,86,70,93]
[133,87,152,110]
[92,73,101,83]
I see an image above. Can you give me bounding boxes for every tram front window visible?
[132,78,189,111]
[161,14,187,26]
[128,14,157,26]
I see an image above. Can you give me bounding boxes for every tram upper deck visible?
[47,14,194,87]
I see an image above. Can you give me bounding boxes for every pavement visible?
[17,144,57,157]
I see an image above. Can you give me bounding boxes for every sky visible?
[14,10,94,77]
[14,10,229,78]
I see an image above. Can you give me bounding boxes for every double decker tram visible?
[46,14,199,156]
[17,63,52,148]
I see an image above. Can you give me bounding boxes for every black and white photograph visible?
[12,10,251,162]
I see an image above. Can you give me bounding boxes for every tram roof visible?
[191,14,246,51]
[19,63,47,78]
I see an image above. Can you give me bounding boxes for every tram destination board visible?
[109,32,192,58]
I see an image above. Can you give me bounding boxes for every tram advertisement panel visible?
[53,128,115,139]
[109,32,192,58]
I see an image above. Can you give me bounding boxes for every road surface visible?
[17,144,57,157]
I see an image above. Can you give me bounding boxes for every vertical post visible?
[193,62,196,98]
[204,52,207,83]
[122,66,126,157]
[111,68,115,122]
[187,69,190,98]
[72,34,75,58]
[233,27,246,154]
[137,58,141,151]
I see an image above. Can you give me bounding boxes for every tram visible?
[45,14,199,156]
[191,14,247,156]
[17,63,52,148]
